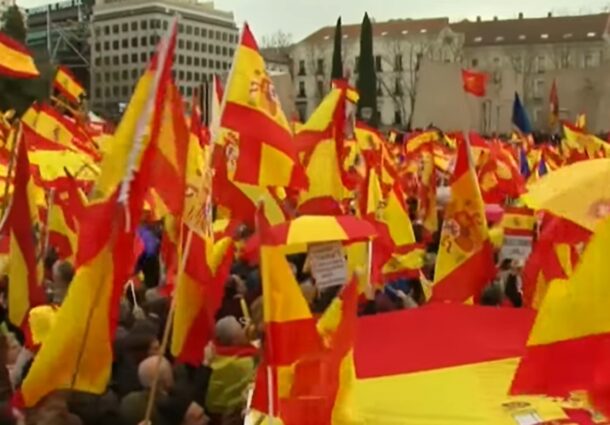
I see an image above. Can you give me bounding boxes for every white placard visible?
[308,242,348,289]
[500,235,533,262]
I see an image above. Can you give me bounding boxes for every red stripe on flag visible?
[265,318,323,365]
[240,23,259,51]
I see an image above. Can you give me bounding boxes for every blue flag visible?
[519,146,531,178]
[512,92,532,134]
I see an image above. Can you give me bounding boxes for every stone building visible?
[90,0,238,115]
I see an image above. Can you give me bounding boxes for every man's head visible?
[51,261,74,304]
[215,316,247,347]
[138,356,174,393]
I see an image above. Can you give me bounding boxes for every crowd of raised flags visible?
[0,13,610,425]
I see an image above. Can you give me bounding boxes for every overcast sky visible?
[16,0,610,41]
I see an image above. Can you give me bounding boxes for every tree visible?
[1,6,26,43]
[331,17,343,81]
[260,30,293,50]
[356,12,378,128]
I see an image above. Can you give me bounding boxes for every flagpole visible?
[0,123,22,230]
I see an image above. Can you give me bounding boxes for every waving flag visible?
[432,137,495,302]
[0,32,39,79]
[19,20,178,407]
[53,66,85,104]
[462,69,488,97]
[512,93,532,134]
[511,215,610,417]
[6,128,45,329]
[220,24,307,189]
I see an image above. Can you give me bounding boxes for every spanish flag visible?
[432,136,495,302]
[511,215,610,417]
[220,24,307,190]
[0,32,39,79]
[355,304,572,424]
[462,69,488,97]
[53,66,85,104]
[18,21,177,407]
[6,127,45,329]
[252,246,360,424]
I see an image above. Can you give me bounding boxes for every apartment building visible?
[0,0,15,20]
[291,18,464,126]
[90,0,238,114]
[294,12,610,133]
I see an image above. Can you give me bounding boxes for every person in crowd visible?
[205,317,257,424]
[480,283,505,307]
[50,261,75,306]
[119,356,174,425]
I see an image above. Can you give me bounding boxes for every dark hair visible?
[480,284,503,307]
[54,261,75,285]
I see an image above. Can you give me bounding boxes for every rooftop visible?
[299,17,450,44]
[452,12,610,46]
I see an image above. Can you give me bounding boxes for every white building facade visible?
[90,0,238,114]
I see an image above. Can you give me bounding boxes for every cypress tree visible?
[1,6,27,43]
[356,12,378,127]
[330,17,343,81]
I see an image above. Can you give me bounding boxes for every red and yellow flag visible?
[511,215,610,416]
[7,128,45,329]
[0,32,39,79]
[53,66,85,104]
[462,69,488,97]
[432,137,495,302]
[220,24,307,189]
[18,21,177,407]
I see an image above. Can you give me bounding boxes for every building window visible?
[394,54,403,71]
[202,28,207,37]
[179,55,184,65]
[195,73,200,81]
[141,37,148,46]
[131,38,138,48]
[162,21,168,30]
[95,57,101,66]
[375,55,383,72]
[131,22,137,31]
[131,69,138,79]
[104,26,110,35]
[223,62,228,70]
[298,60,306,76]
[141,52,147,62]
[113,56,119,65]
[104,41,110,50]
[394,79,403,95]
[187,86,193,96]
[186,71,192,80]
[152,20,160,29]
[104,57,110,66]
[202,73,207,81]
[202,58,207,67]
[202,43,207,52]
[298,81,306,97]
[186,25,193,35]
[536,55,546,73]
[194,57,200,66]
[229,48,234,56]
[471,58,479,67]
[194,43,200,52]
[95,73,101,82]
[131,53,138,63]
[584,52,599,68]
[95,27,101,37]
[216,60,221,69]
[122,86,129,97]
[179,70,184,79]
[95,42,101,52]
[113,86,119,96]
[122,23,128,32]
[179,23,184,32]
[187,56,192,66]
[222,46,227,56]
[105,87,111,97]
[112,24,118,33]
[122,69,128,79]
[215,45,220,55]
[122,54,129,63]
[94,88,101,98]
[112,40,119,50]
[194,27,200,36]
[142,20,148,30]
[104,72,110,82]
[216,31,221,40]
[112,71,119,81]
[316,58,324,74]
[122,39,128,48]
[179,39,184,49]
[394,108,402,125]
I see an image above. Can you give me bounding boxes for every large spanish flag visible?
[0,32,39,79]
[354,304,573,425]
[18,21,177,407]
[7,128,45,329]
[511,215,610,416]
[53,66,85,104]
[220,24,307,189]
[432,137,495,302]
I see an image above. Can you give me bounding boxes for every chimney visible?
[493,16,498,21]
[518,12,524,19]
[547,12,553,18]
[476,16,481,22]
